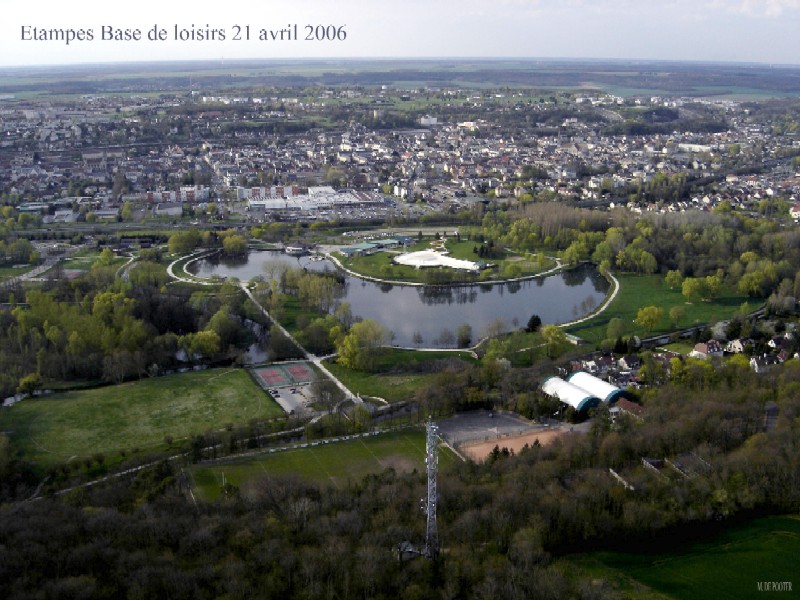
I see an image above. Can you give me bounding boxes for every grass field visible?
[565,273,761,344]
[324,349,476,403]
[0,265,29,282]
[341,239,554,283]
[191,428,456,501]
[570,515,800,600]
[0,369,283,468]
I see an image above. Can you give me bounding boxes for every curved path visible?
[166,249,218,286]
[556,270,620,329]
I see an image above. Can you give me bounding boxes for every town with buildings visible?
[2,85,798,225]
[2,60,800,599]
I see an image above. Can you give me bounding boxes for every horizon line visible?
[2,56,799,71]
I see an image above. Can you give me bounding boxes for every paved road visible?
[238,282,359,404]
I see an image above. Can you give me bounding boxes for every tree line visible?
[2,353,799,599]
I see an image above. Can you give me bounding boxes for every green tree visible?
[669,305,686,327]
[682,277,707,303]
[665,269,683,290]
[606,317,625,340]
[635,305,663,334]
[181,330,221,362]
[541,325,568,359]
[98,248,115,267]
[456,323,473,348]
[17,372,43,395]
[336,319,390,372]
[222,233,248,256]
[525,314,542,333]
[121,201,134,222]
[168,230,201,255]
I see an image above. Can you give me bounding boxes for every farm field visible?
[568,514,800,600]
[191,428,457,501]
[0,368,283,468]
[565,273,761,344]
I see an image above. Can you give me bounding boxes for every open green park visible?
[565,273,761,345]
[191,428,457,501]
[567,514,800,600]
[0,368,284,469]
[339,238,555,283]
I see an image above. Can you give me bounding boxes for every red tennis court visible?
[252,362,316,389]
[253,367,291,387]
[286,363,314,382]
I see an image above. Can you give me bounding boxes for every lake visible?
[189,250,609,347]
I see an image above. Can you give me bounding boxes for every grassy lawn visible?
[0,369,283,468]
[279,295,329,336]
[325,362,441,402]
[569,515,800,600]
[565,273,761,344]
[325,349,476,403]
[191,428,457,500]
[48,252,128,276]
[340,239,555,283]
[659,341,696,355]
[0,265,30,282]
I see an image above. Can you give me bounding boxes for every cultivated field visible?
[0,368,283,467]
[191,428,456,501]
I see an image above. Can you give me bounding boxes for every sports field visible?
[572,514,800,600]
[252,362,316,388]
[0,368,283,467]
[191,428,456,501]
[460,427,568,462]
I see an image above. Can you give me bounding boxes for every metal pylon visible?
[424,419,439,559]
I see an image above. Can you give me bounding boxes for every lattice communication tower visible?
[424,419,439,559]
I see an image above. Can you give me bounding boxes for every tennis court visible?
[252,362,317,389]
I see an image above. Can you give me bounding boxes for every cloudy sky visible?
[1,0,798,67]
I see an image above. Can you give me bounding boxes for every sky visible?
[0,0,798,67]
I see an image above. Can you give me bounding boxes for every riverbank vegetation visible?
[0,250,268,399]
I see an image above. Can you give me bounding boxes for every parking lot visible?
[265,383,313,415]
[436,410,537,445]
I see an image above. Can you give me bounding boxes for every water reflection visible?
[189,251,609,347]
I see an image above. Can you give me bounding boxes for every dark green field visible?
[324,349,476,402]
[0,368,283,467]
[570,515,800,599]
[191,428,455,501]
